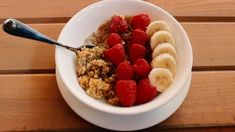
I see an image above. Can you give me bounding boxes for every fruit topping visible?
[151,53,176,75]
[146,20,171,38]
[104,43,125,66]
[150,31,175,50]
[131,14,150,31]
[109,15,128,33]
[136,78,157,104]
[131,28,147,45]
[116,61,134,80]
[116,80,137,107]
[133,58,150,78]
[152,43,177,60]
[129,43,146,63]
[107,33,123,48]
[148,68,173,92]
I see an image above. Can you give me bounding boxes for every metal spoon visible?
[2,18,95,54]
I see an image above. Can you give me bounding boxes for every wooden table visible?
[0,0,235,131]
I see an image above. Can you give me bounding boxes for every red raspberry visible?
[131,28,147,45]
[131,14,150,31]
[129,44,146,63]
[133,58,150,78]
[109,15,128,33]
[116,80,137,107]
[136,78,157,104]
[104,43,125,66]
[116,61,134,80]
[106,33,123,48]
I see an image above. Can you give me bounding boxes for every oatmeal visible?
[76,47,118,105]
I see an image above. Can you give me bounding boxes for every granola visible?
[76,47,119,105]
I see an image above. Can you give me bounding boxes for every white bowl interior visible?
[56,0,193,115]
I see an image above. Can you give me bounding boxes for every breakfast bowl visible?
[55,0,193,131]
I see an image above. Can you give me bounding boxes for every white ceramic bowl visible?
[55,0,193,130]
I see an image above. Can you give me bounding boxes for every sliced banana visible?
[146,20,171,38]
[152,43,177,60]
[148,68,173,92]
[151,53,176,75]
[150,31,175,50]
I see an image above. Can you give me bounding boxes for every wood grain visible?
[0,74,95,131]
[145,0,235,17]
[0,71,235,131]
[156,127,235,132]
[161,71,235,127]
[0,23,63,71]
[1,22,235,71]
[182,22,235,68]
[0,0,98,19]
[0,0,235,22]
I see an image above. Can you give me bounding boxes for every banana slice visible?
[146,20,171,38]
[151,53,176,75]
[148,68,173,92]
[152,43,177,60]
[150,31,175,50]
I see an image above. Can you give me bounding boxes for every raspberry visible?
[129,44,146,63]
[131,14,150,31]
[136,78,157,104]
[131,28,147,45]
[116,80,137,107]
[133,58,150,78]
[104,43,125,66]
[109,15,128,33]
[106,33,123,48]
[116,61,134,80]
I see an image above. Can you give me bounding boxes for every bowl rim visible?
[56,0,193,115]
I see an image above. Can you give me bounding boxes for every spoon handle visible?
[2,18,59,45]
